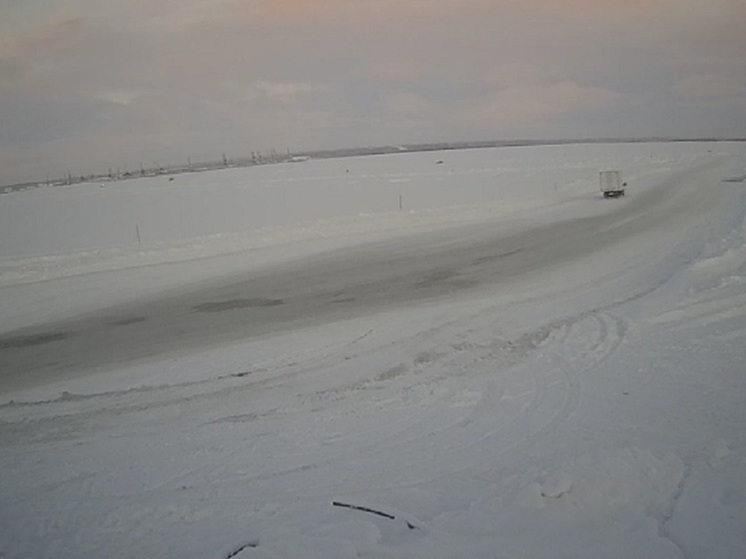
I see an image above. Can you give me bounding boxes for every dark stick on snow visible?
[332,501,396,520]
[225,541,258,559]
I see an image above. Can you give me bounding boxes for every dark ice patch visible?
[0,331,70,349]
[723,175,746,183]
[471,247,524,266]
[192,298,284,313]
[416,269,458,288]
[107,316,147,327]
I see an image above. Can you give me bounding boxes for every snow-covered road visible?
[0,154,730,392]
[1,143,745,558]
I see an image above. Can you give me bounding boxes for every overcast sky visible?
[1,0,745,185]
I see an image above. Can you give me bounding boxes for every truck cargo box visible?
[600,170,626,198]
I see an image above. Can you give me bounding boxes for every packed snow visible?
[1,142,745,558]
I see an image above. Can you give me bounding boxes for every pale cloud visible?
[201,0,746,31]
[254,81,331,104]
[482,64,550,89]
[378,78,623,137]
[206,0,491,28]
[383,92,432,116]
[451,81,623,134]
[363,58,424,83]
[96,89,146,106]
[0,16,85,65]
[497,0,744,28]
[674,74,744,99]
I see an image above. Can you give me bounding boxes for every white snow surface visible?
[1,142,746,558]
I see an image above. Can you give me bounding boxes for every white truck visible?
[599,170,627,198]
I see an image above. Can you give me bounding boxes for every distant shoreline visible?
[3,136,744,193]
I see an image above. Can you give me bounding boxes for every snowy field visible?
[1,142,746,558]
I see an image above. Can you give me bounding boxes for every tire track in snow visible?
[449,312,624,470]
[246,309,630,502]
[341,310,629,495]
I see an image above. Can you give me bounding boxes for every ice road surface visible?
[1,142,746,558]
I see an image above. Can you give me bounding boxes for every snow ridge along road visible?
[2,143,746,559]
